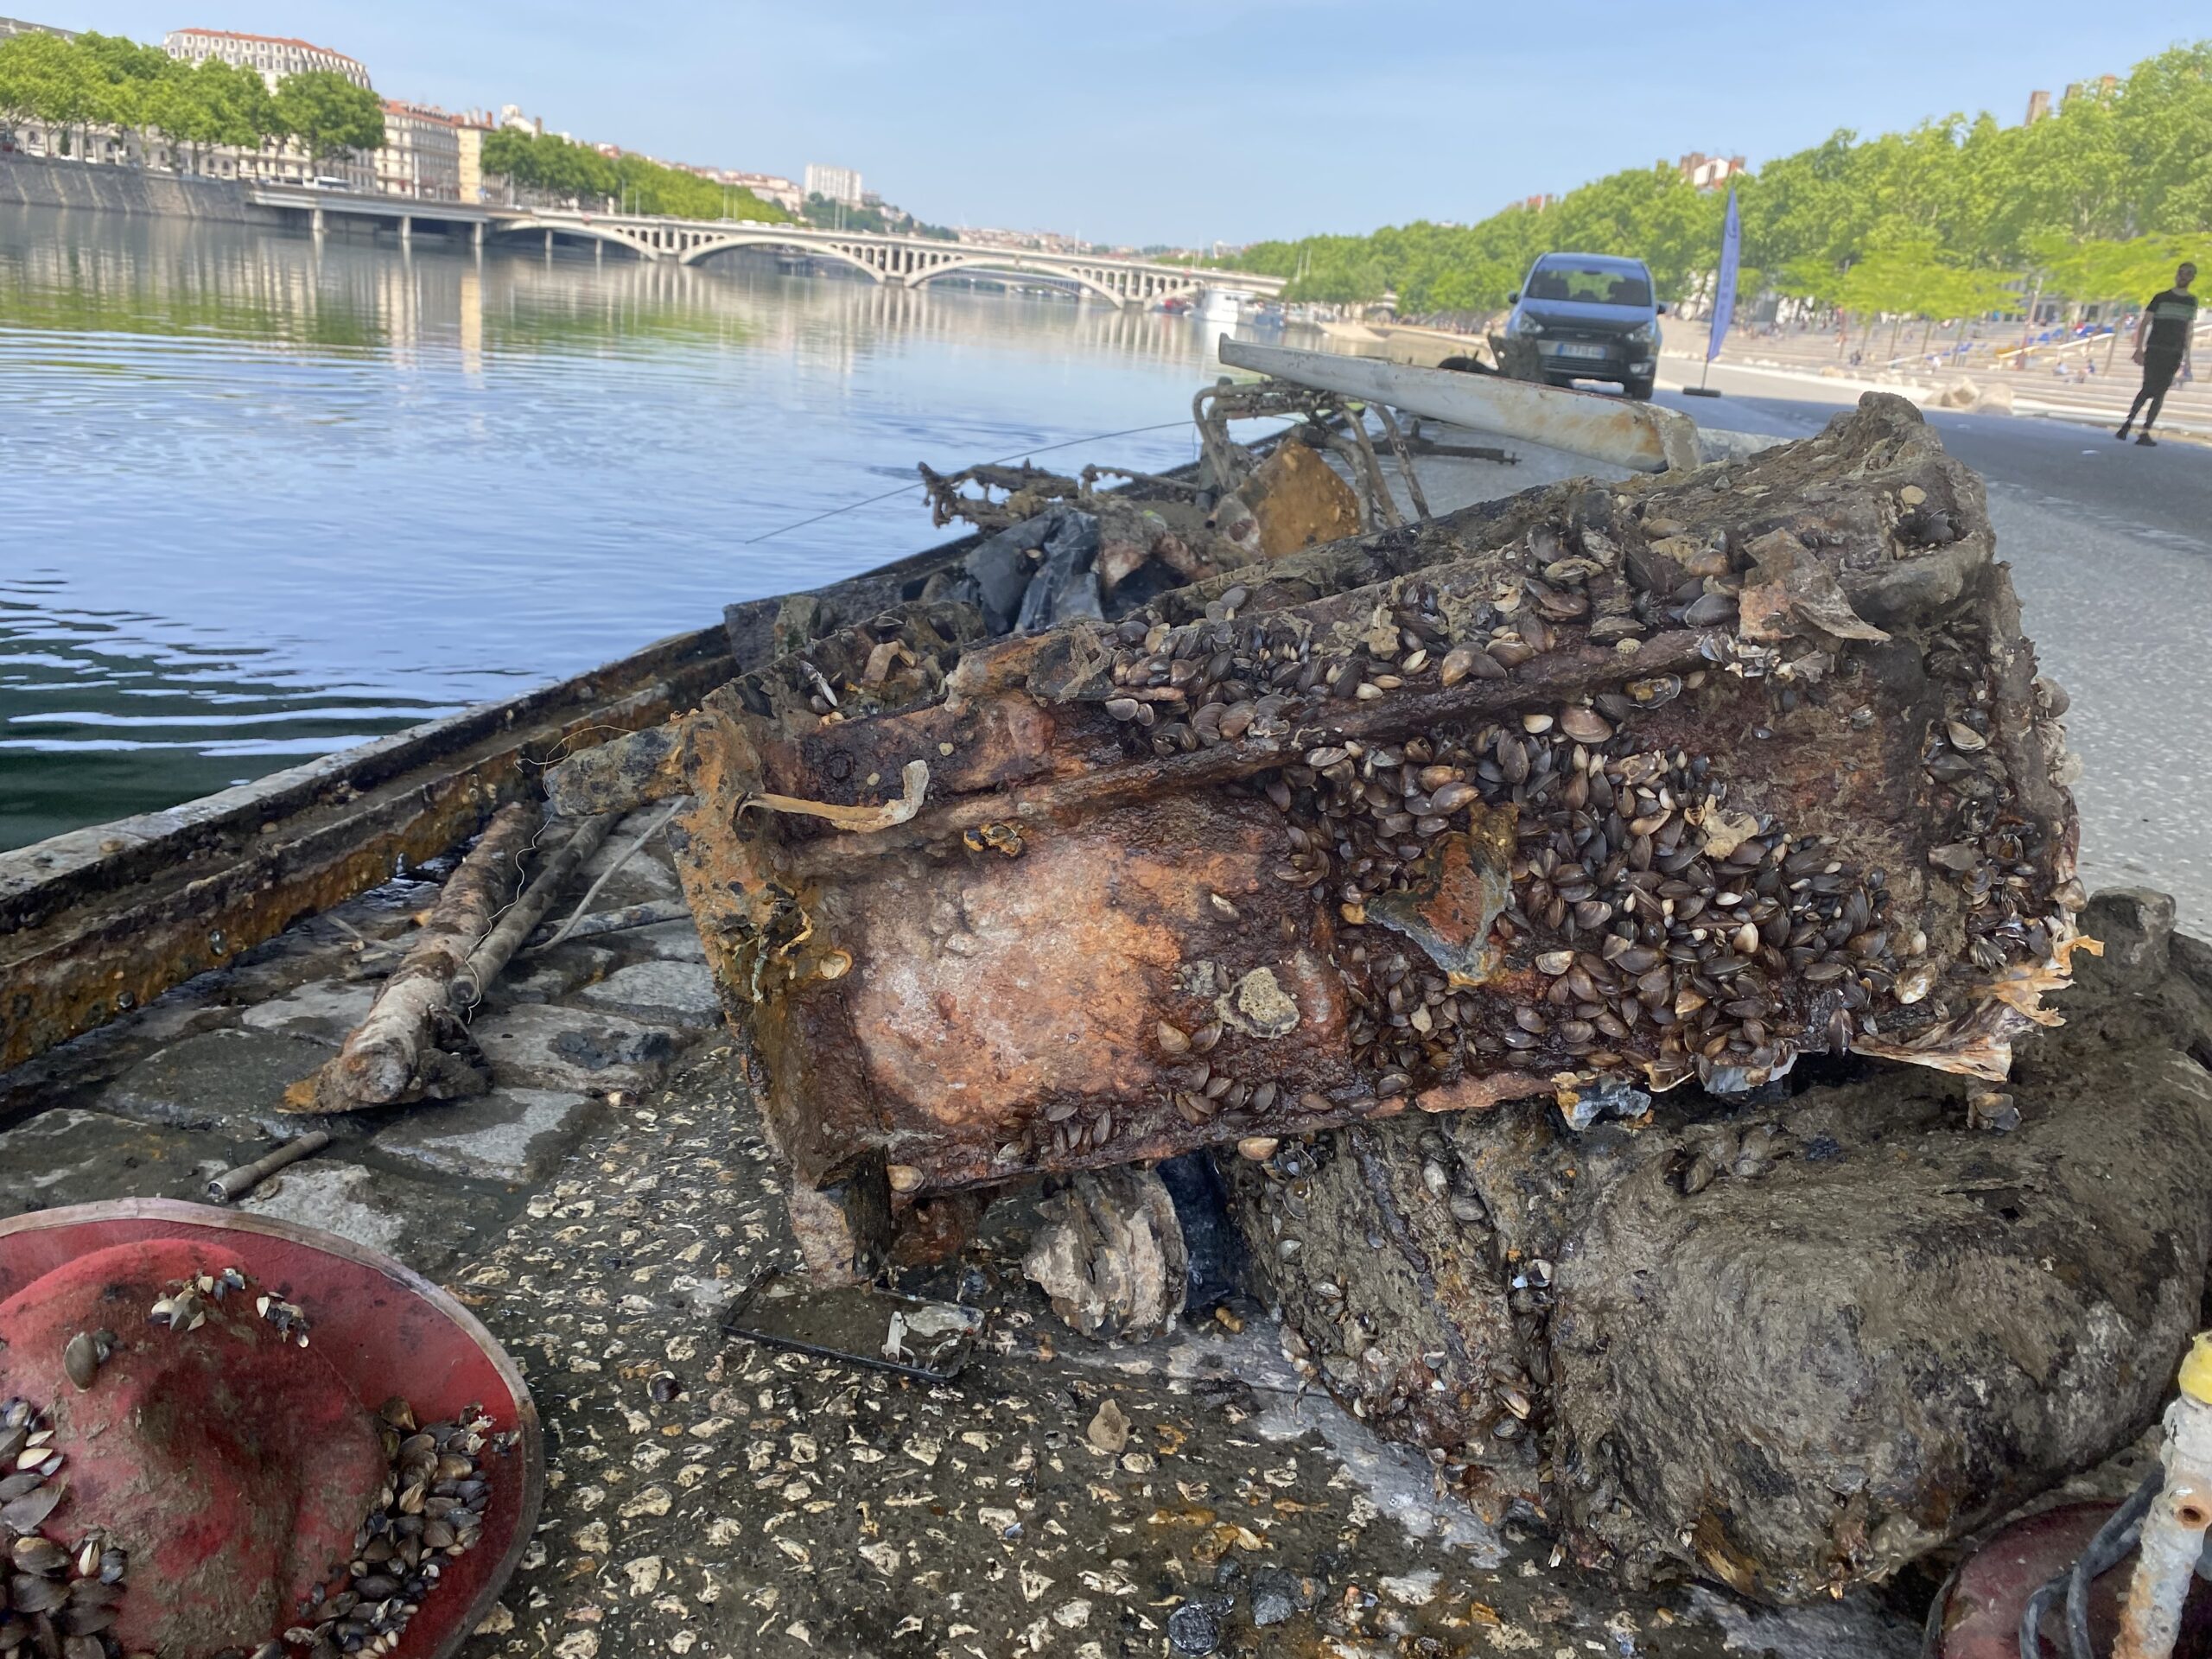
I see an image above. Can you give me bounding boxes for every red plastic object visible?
[1941,1499,2212,1658]
[0,1199,543,1659]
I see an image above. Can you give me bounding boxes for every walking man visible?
[2117,261,2196,446]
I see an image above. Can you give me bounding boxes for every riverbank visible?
[0,152,268,220]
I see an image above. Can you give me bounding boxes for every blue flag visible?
[1708,188,1741,363]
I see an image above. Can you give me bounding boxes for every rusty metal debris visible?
[913,381,1428,622]
[547,391,2084,1278]
[0,626,733,1078]
[207,1130,334,1203]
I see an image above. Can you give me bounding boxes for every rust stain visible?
[1366,805,1517,987]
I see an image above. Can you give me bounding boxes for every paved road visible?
[1656,365,2212,927]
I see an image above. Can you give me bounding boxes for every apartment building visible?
[163,27,371,92]
[376,99,461,200]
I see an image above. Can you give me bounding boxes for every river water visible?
[0,207,1260,849]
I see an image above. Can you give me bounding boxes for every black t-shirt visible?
[2144,286,2198,359]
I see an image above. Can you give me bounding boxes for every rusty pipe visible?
[207,1131,333,1204]
[2114,1333,2212,1659]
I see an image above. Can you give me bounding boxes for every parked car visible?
[1501,252,1665,400]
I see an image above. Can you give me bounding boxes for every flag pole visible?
[1684,187,1739,399]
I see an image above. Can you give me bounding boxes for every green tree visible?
[0,29,90,155]
[2116,43,2212,235]
[76,30,174,156]
[480,127,786,222]
[1225,37,2212,338]
[272,69,383,175]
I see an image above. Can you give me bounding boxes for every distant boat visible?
[1195,286,1255,324]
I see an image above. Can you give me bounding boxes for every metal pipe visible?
[1217,336,1702,474]
[523,897,689,952]
[450,810,618,1008]
[2114,1334,2212,1659]
[207,1131,332,1203]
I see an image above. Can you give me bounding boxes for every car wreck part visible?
[544,394,2086,1283]
[1219,336,1702,473]
[207,1129,334,1203]
[2113,1337,2212,1659]
[0,622,734,1078]
[1191,377,1408,534]
[725,1268,983,1381]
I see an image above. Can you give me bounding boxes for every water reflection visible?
[0,206,1248,847]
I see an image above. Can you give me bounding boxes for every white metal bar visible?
[1218,337,1703,474]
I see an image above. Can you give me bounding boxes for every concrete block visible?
[0,1108,259,1217]
[466,1003,679,1096]
[239,977,378,1045]
[374,1089,604,1185]
[100,1028,340,1137]
[625,920,707,963]
[238,1160,508,1277]
[575,827,682,911]
[575,960,720,1027]
[480,944,615,1011]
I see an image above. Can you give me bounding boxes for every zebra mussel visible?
[0,1395,117,1659]
[1080,516,2053,1132]
[270,1396,499,1659]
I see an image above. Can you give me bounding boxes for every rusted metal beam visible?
[553,396,2085,1274]
[0,628,728,1077]
[1217,337,1702,473]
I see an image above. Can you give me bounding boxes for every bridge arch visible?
[676,232,887,282]
[906,254,1133,307]
[489,218,658,260]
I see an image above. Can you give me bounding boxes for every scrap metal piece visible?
[548,393,2082,1265]
[1218,337,1702,473]
[207,1131,334,1204]
[725,1269,983,1381]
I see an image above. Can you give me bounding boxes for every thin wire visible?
[529,798,683,957]
[741,418,1198,545]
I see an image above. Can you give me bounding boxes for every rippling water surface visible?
[0,206,1252,848]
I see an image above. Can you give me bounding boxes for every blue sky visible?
[50,1,2206,247]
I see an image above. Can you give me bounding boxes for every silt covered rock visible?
[1224,897,2212,1602]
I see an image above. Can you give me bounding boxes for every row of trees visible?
[480,128,785,222]
[0,29,384,173]
[1232,41,2211,330]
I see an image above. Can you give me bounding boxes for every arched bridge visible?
[489,212,1287,308]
